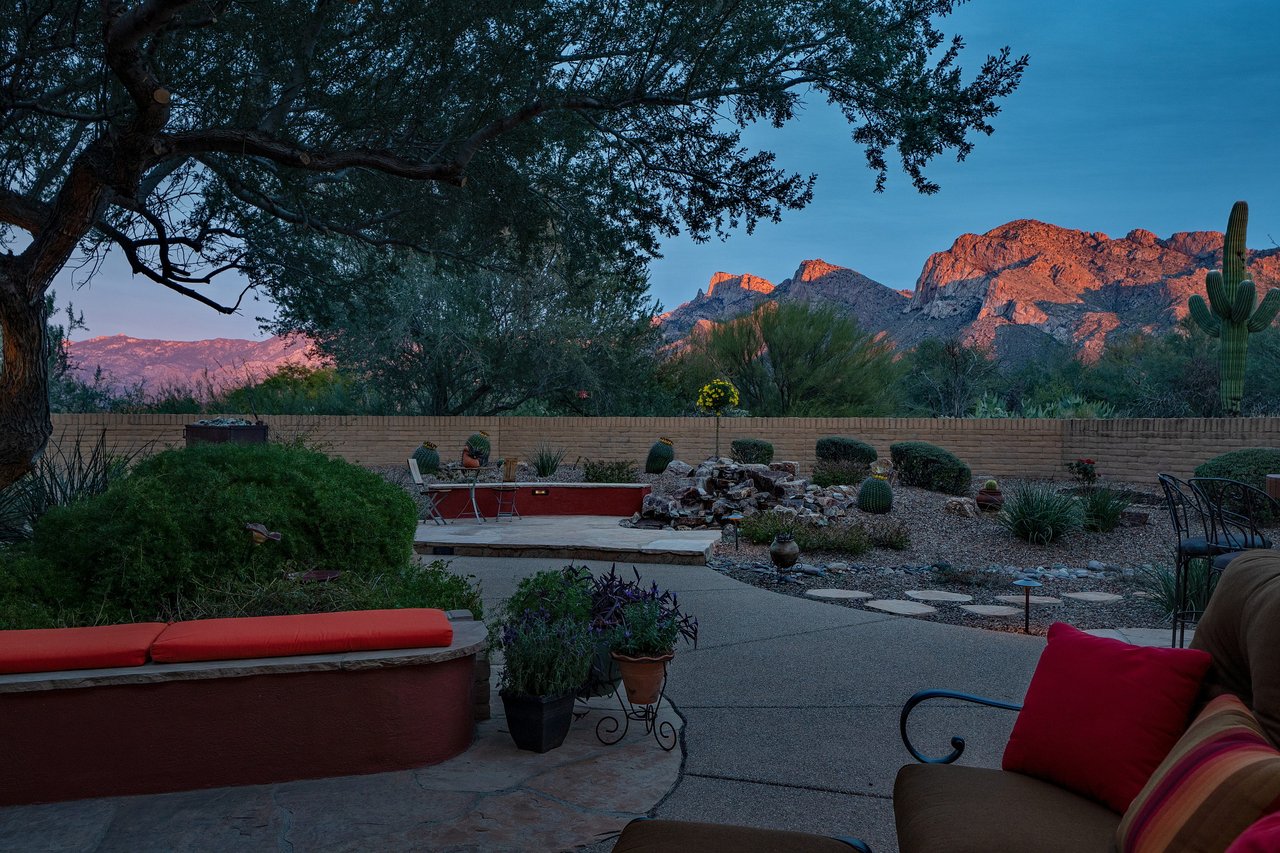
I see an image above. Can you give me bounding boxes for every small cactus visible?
[413,441,440,474]
[857,477,893,514]
[646,437,675,474]
[983,479,999,491]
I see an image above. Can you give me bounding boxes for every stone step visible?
[864,600,937,616]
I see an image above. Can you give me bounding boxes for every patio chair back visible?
[407,458,424,486]
[1158,473,1216,548]
[1189,477,1278,553]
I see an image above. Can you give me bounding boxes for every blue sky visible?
[60,0,1280,340]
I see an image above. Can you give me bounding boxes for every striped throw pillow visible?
[1118,694,1280,853]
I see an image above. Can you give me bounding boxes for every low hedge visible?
[1194,448,1280,522]
[815,437,877,466]
[731,439,774,465]
[890,441,971,495]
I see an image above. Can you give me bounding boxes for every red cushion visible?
[0,623,167,674]
[1002,622,1211,814]
[149,609,453,664]
[1228,813,1280,853]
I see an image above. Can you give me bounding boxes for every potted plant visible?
[463,431,491,468]
[976,478,1004,512]
[769,516,800,569]
[608,583,698,706]
[184,417,268,446]
[413,441,440,474]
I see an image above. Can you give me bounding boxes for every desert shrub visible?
[811,459,870,487]
[739,514,870,554]
[999,483,1084,545]
[530,443,567,477]
[504,566,592,624]
[867,518,911,550]
[1194,448,1280,522]
[581,459,636,483]
[731,438,774,465]
[1135,560,1214,619]
[20,442,417,622]
[1080,487,1132,533]
[815,436,877,465]
[932,564,1008,589]
[890,441,971,495]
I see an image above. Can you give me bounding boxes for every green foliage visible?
[504,567,593,625]
[811,459,870,488]
[497,616,594,698]
[739,514,871,555]
[1135,561,1215,620]
[1187,202,1280,415]
[412,442,440,474]
[1194,448,1280,522]
[17,442,417,623]
[998,483,1084,545]
[857,477,894,514]
[645,439,675,474]
[677,303,900,416]
[1080,487,1132,533]
[899,339,998,417]
[531,444,568,477]
[581,459,636,483]
[890,442,971,495]
[609,599,681,657]
[731,438,774,465]
[867,518,911,550]
[815,437,877,465]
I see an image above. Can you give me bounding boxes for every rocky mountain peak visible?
[706,271,775,296]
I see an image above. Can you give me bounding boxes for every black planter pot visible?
[501,691,576,753]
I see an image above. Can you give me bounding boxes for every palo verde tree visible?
[0,0,1026,488]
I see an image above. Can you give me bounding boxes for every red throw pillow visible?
[1002,622,1211,814]
[1228,813,1280,853]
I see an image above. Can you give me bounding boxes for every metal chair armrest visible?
[900,689,1023,764]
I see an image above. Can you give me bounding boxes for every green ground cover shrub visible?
[531,443,567,477]
[1194,448,1280,522]
[1135,560,1214,619]
[999,482,1084,545]
[581,459,636,483]
[1080,487,1132,533]
[889,441,971,495]
[810,459,870,487]
[739,513,870,555]
[13,442,418,623]
[815,436,877,465]
[731,438,774,465]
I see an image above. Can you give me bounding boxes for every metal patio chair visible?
[407,458,448,526]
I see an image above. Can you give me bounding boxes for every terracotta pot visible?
[461,448,481,469]
[770,535,800,569]
[976,489,1004,512]
[612,651,674,706]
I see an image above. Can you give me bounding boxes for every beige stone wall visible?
[48,414,1280,483]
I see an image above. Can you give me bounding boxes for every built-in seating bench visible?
[0,609,487,805]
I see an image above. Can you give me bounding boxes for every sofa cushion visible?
[1227,813,1280,853]
[149,609,453,663]
[1001,622,1210,813]
[0,622,168,674]
[894,763,1119,853]
[613,819,865,853]
[1192,550,1280,746]
[1117,694,1280,853]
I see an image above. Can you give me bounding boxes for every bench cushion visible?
[150,609,453,663]
[895,764,1120,853]
[0,622,167,674]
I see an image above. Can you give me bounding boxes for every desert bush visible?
[580,459,636,483]
[1135,560,1214,620]
[531,443,567,477]
[1080,487,1132,533]
[811,459,870,487]
[731,438,774,465]
[19,442,417,623]
[1194,448,1280,522]
[999,483,1084,545]
[889,441,971,495]
[932,564,1008,589]
[867,518,911,550]
[739,514,870,554]
[815,436,877,465]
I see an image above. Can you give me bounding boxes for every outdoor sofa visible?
[0,608,487,805]
[614,549,1280,852]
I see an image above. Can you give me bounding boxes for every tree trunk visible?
[0,281,51,490]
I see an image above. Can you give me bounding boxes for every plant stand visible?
[594,659,677,751]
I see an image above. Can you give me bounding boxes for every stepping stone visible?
[960,604,1021,617]
[995,594,1062,605]
[1063,591,1123,603]
[905,590,973,603]
[805,588,873,601]
[865,599,937,616]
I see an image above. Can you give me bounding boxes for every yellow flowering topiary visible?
[697,379,739,415]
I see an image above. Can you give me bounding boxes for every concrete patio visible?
[414,516,721,565]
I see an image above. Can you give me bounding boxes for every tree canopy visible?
[0,0,1026,486]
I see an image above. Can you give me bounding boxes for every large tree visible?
[0,0,1025,487]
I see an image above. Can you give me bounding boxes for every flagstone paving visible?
[805,588,873,600]
[1062,591,1124,603]
[994,594,1063,605]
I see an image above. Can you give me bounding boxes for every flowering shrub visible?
[496,610,594,698]
[696,379,739,415]
[1065,458,1098,486]
[591,566,698,656]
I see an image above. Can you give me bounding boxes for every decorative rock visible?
[665,460,693,476]
[825,562,850,571]
[995,594,1062,605]
[1120,510,1150,527]
[943,497,979,518]
[959,604,1021,617]
[769,461,799,476]
[864,599,937,616]
[793,564,825,576]
[1063,591,1124,603]
[805,589,872,600]
[1087,560,1105,571]
[905,590,973,603]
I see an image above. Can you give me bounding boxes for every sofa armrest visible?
[900,689,1022,764]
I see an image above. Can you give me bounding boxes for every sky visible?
[58,0,1280,341]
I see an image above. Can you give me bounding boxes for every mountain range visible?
[658,219,1280,363]
[67,218,1280,389]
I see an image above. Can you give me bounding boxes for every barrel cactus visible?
[413,441,440,474]
[1187,201,1280,415]
[466,432,491,465]
[857,477,893,514]
[646,437,675,474]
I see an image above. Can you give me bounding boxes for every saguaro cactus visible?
[1188,201,1280,415]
